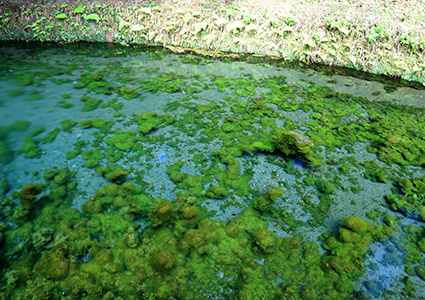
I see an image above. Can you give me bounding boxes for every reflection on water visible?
[0,42,424,299]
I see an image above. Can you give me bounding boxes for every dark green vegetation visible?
[1,43,425,299]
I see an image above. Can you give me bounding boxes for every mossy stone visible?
[18,184,42,209]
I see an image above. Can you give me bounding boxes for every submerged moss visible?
[9,120,30,131]
[82,149,106,168]
[2,46,425,299]
[96,164,128,184]
[19,137,41,158]
[81,96,103,111]
[0,141,14,164]
[105,130,140,152]
[60,119,77,132]
[386,176,425,221]
[272,129,321,166]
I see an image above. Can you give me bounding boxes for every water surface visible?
[0,42,425,299]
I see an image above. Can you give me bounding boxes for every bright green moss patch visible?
[361,160,390,183]
[116,86,139,100]
[82,149,106,168]
[3,45,425,299]
[0,141,14,164]
[136,112,174,135]
[207,184,228,199]
[58,100,74,108]
[9,120,30,131]
[31,126,45,137]
[96,164,128,184]
[38,128,60,144]
[61,119,77,132]
[19,137,41,158]
[105,130,141,152]
[81,96,103,111]
[386,176,425,221]
[100,98,123,111]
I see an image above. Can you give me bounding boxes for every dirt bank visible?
[1,0,425,83]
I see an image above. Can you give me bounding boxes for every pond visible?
[1,42,425,299]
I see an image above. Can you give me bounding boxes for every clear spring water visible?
[0,42,425,299]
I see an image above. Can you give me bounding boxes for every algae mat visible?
[1,42,425,299]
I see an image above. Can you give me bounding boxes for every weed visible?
[365,23,388,42]
[326,18,349,36]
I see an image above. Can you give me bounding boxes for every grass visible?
[1,0,425,83]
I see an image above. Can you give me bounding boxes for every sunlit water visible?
[0,42,425,299]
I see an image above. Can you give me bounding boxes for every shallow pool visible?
[1,42,425,299]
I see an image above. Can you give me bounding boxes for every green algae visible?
[9,120,30,131]
[19,136,41,158]
[116,86,139,100]
[100,98,124,111]
[105,130,141,152]
[81,96,103,111]
[30,126,45,137]
[96,163,128,184]
[0,141,14,164]
[136,112,174,135]
[2,46,425,299]
[58,100,74,109]
[60,119,77,132]
[38,128,60,144]
[386,176,425,221]
[82,149,106,168]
